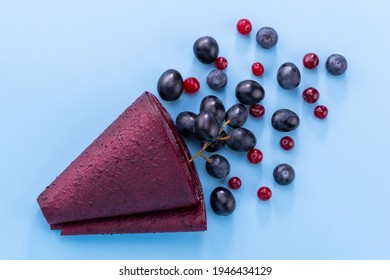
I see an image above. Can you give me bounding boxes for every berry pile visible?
[156,18,347,216]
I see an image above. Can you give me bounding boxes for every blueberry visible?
[193,111,220,141]
[326,54,347,76]
[199,95,226,124]
[277,62,301,90]
[256,27,278,49]
[206,69,228,90]
[235,80,265,105]
[225,103,248,128]
[193,36,219,64]
[175,111,197,138]
[227,128,256,152]
[210,186,236,216]
[271,109,300,132]
[201,130,227,152]
[157,69,184,101]
[273,163,295,185]
[205,154,231,179]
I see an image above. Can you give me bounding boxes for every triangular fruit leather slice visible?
[51,202,206,235]
[37,91,206,234]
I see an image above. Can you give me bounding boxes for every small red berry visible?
[314,105,328,119]
[302,87,320,104]
[252,62,264,76]
[183,77,200,94]
[280,136,294,150]
[257,186,272,201]
[236,18,252,35]
[228,177,242,190]
[215,56,228,70]
[303,53,319,69]
[247,148,263,164]
[249,104,265,118]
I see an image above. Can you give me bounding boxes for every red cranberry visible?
[183,77,200,94]
[280,136,294,150]
[228,177,242,190]
[215,57,228,70]
[257,186,272,201]
[302,87,320,103]
[247,148,263,164]
[314,105,328,119]
[236,19,252,35]
[249,104,265,118]
[252,62,264,76]
[303,53,319,69]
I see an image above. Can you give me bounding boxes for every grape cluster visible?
[156,18,347,217]
[176,94,257,180]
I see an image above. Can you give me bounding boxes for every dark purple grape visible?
[205,154,230,179]
[175,111,197,138]
[235,80,265,105]
[201,130,227,152]
[199,95,226,124]
[225,103,248,128]
[210,186,236,216]
[271,109,300,132]
[193,111,220,141]
[277,62,301,90]
[273,163,295,185]
[157,69,184,101]
[193,36,219,64]
[227,128,256,151]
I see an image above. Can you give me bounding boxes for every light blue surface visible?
[1,0,390,260]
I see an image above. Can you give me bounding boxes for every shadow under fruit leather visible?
[25,209,204,259]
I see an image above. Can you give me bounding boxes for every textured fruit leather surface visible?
[37,92,206,235]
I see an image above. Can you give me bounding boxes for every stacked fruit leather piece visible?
[37,92,206,235]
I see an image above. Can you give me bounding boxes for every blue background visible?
[1,0,390,259]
